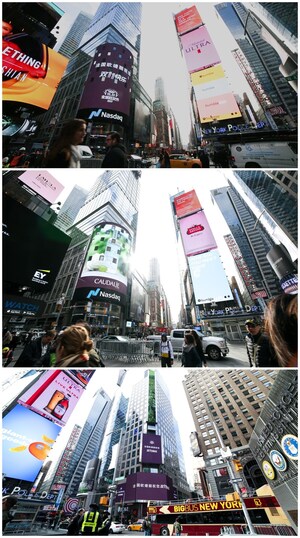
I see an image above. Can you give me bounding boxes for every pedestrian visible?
[14,330,56,367]
[264,294,297,367]
[98,511,112,536]
[3,327,12,347]
[160,333,174,367]
[45,118,87,167]
[74,320,105,367]
[142,516,151,536]
[173,518,182,536]
[2,496,17,531]
[189,330,207,367]
[2,156,10,167]
[79,504,101,535]
[9,147,28,167]
[54,325,94,367]
[158,148,171,168]
[101,131,128,168]
[3,346,13,367]
[67,508,85,535]
[8,331,20,352]
[182,333,202,367]
[198,149,210,168]
[244,318,279,367]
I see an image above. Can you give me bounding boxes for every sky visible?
[2,368,197,487]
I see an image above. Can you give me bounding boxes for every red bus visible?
[147,497,296,536]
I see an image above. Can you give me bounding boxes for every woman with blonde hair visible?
[55,325,93,367]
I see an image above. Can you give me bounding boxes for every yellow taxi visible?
[127,519,144,531]
[169,153,202,168]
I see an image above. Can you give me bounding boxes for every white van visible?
[230,141,297,168]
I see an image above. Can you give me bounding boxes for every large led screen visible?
[2,404,61,482]
[174,189,202,218]
[125,472,175,502]
[194,76,231,101]
[180,25,221,74]
[140,434,163,464]
[3,26,68,110]
[188,250,233,304]
[197,92,242,123]
[3,195,71,292]
[191,64,226,86]
[179,211,217,257]
[175,5,203,35]
[74,223,132,306]
[18,171,64,204]
[18,370,85,426]
[78,43,133,119]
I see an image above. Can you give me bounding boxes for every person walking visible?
[244,318,279,367]
[182,333,202,367]
[54,325,94,367]
[67,508,85,535]
[190,330,207,367]
[45,118,87,167]
[2,496,17,531]
[142,516,152,536]
[264,294,297,367]
[101,132,128,168]
[79,504,101,535]
[158,148,171,168]
[98,511,112,536]
[173,518,182,536]
[14,330,56,367]
[160,333,174,367]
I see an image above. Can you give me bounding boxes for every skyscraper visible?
[155,77,168,111]
[54,185,88,231]
[58,11,93,58]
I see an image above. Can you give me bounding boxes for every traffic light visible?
[233,459,243,472]
[100,496,109,505]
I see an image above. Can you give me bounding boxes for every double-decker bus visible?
[147,496,296,536]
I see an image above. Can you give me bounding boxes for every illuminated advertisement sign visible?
[197,92,242,123]
[125,472,174,502]
[18,370,85,427]
[188,250,233,304]
[140,434,163,464]
[2,25,68,110]
[78,43,133,118]
[3,294,45,317]
[180,25,221,74]
[194,77,231,101]
[179,211,217,257]
[74,223,132,306]
[174,190,202,218]
[2,404,61,482]
[18,171,64,204]
[175,5,203,35]
[191,64,225,86]
[148,496,280,515]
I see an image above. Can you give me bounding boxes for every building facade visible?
[58,12,93,59]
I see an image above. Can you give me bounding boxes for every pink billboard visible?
[197,92,242,123]
[175,6,203,35]
[180,25,221,74]
[174,190,202,218]
[179,211,217,257]
[194,76,230,101]
[18,170,64,203]
[18,370,85,426]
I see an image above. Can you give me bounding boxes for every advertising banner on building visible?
[174,5,203,35]
[179,211,217,257]
[196,92,242,123]
[74,223,132,306]
[3,195,71,293]
[18,171,64,204]
[78,43,133,120]
[188,250,233,303]
[180,25,221,74]
[191,64,225,86]
[140,434,163,464]
[18,370,85,426]
[3,26,68,110]
[124,472,174,501]
[2,404,61,481]
[194,76,231,101]
[3,294,45,318]
[174,190,202,218]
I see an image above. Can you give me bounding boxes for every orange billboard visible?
[3,28,68,110]
[175,6,203,35]
[174,189,202,218]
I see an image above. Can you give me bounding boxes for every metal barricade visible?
[96,339,157,364]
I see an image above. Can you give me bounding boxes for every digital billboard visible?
[3,294,45,317]
[140,434,163,465]
[197,92,242,123]
[188,250,233,303]
[180,25,221,74]
[191,64,226,86]
[125,472,174,502]
[194,76,231,101]
[78,43,133,120]
[18,370,85,427]
[18,171,64,204]
[129,276,146,322]
[3,26,68,110]
[174,190,202,219]
[2,404,61,482]
[74,223,132,306]
[175,5,203,35]
[3,195,71,292]
[179,211,217,257]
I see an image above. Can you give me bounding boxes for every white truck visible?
[146,329,229,360]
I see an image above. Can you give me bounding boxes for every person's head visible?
[3,21,13,37]
[41,330,56,345]
[184,333,195,346]
[2,496,17,509]
[74,320,91,336]
[161,333,167,342]
[244,318,262,336]
[106,131,120,147]
[264,294,298,367]
[56,325,93,359]
[60,119,87,146]
[77,508,85,515]
[89,503,98,511]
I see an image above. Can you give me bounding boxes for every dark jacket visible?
[89,347,105,367]
[245,331,279,367]
[194,340,206,366]
[182,344,202,367]
[67,513,82,535]
[101,144,128,168]
[14,337,51,367]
